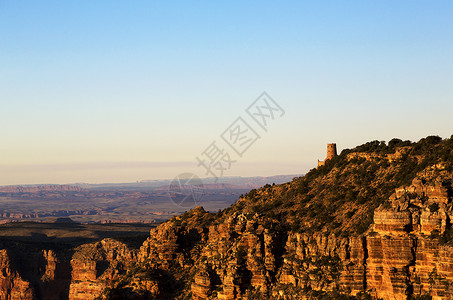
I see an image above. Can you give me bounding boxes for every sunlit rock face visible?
[0,249,34,299]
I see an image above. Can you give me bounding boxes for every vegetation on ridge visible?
[219,135,453,236]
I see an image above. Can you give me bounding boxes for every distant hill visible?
[48,217,78,224]
[0,175,298,224]
[0,184,85,193]
[75,174,300,191]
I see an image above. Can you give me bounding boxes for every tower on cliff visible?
[318,143,337,167]
[326,143,337,160]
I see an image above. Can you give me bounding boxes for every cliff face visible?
[68,239,137,299]
[135,171,453,300]
[0,248,73,300]
[0,249,34,299]
[133,198,453,300]
[367,168,453,300]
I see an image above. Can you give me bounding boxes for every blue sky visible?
[0,1,452,184]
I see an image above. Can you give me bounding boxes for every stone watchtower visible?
[326,143,337,160]
[318,143,337,167]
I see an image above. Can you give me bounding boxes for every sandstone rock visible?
[373,210,411,233]
[0,249,34,299]
[68,239,135,300]
[191,263,212,299]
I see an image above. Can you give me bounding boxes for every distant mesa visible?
[48,217,78,224]
[317,143,337,167]
[0,184,85,193]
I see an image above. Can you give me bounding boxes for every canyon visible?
[0,136,452,299]
[0,175,295,224]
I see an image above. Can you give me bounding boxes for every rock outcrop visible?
[0,250,34,299]
[68,239,135,299]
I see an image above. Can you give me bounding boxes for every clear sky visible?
[0,1,452,185]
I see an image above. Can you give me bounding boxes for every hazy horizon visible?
[1,1,452,185]
[0,170,301,186]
